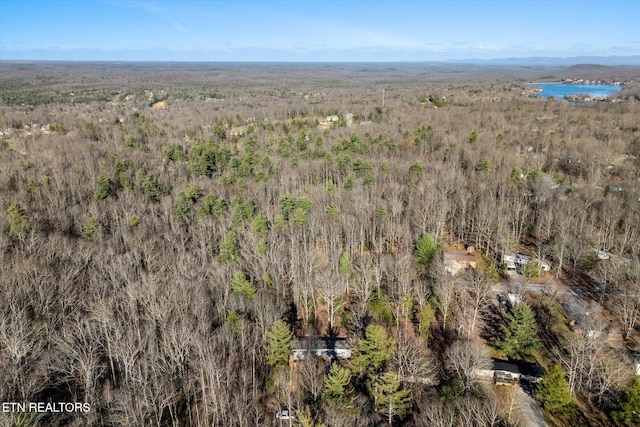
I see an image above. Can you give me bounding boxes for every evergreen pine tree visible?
[613,378,640,426]
[351,324,396,376]
[6,202,29,238]
[218,230,239,262]
[298,406,327,427]
[322,363,353,408]
[498,302,538,360]
[537,364,575,420]
[414,233,438,275]
[81,217,102,241]
[371,371,412,425]
[524,256,540,278]
[230,271,257,302]
[265,320,293,369]
[93,175,113,201]
[339,251,352,277]
[339,251,352,292]
[251,214,268,235]
[173,192,192,219]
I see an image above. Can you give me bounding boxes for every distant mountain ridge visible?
[445,55,640,66]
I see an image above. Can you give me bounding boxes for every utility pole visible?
[382,89,385,108]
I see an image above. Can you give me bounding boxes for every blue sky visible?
[1,0,639,61]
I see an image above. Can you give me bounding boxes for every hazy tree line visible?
[0,63,639,426]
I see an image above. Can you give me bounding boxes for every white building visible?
[293,337,351,361]
[504,252,551,271]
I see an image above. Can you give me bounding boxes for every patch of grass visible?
[367,288,394,326]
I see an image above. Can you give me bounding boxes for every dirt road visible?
[515,386,547,427]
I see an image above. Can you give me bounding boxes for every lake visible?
[532,83,622,99]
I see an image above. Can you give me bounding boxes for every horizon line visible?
[2,55,640,65]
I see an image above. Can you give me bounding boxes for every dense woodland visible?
[1,62,640,426]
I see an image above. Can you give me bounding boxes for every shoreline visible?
[529,81,621,85]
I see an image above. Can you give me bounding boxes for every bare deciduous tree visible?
[391,335,438,387]
[352,254,382,303]
[611,266,640,340]
[431,257,456,332]
[445,339,490,393]
[467,271,493,337]
[55,319,105,405]
[296,355,327,402]
[555,330,630,403]
[317,270,346,331]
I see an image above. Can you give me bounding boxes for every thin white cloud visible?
[126,0,162,15]
[170,21,189,35]
[298,27,415,52]
[123,0,190,37]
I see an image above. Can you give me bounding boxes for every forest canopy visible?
[1,61,639,426]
